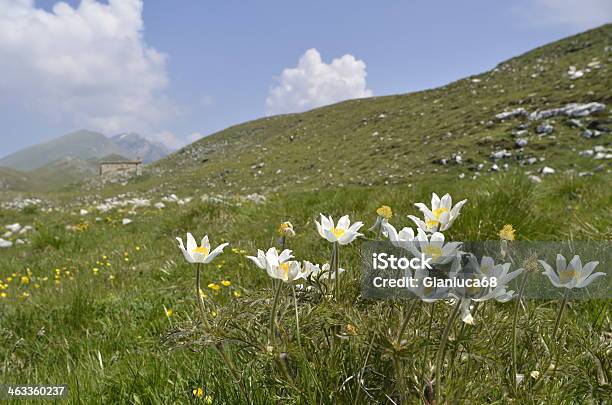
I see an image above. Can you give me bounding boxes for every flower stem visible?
[512,271,530,390]
[549,289,570,376]
[270,280,284,343]
[551,289,569,344]
[435,299,461,404]
[292,285,302,349]
[396,299,419,345]
[195,263,206,320]
[332,242,339,301]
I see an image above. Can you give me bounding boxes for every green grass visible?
[0,173,610,404]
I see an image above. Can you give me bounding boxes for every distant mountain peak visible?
[0,130,171,172]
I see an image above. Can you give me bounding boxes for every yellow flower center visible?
[425,218,440,229]
[376,205,393,219]
[192,246,209,255]
[422,245,442,260]
[558,270,578,283]
[433,207,449,219]
[331,227,346,238]
[279,262,290,274]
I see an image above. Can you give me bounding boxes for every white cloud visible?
[526,0,612,29]
[186,132,204,143]
[0,0,176,136]
[266,48,372,115]
[149,131,184,150]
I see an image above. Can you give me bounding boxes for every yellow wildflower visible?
[233,290,241,298]
[277,221,296,237]
[376,205,393,219]
[21,276,30,285]
[498,224,516,241]
[221,280,231,287]
[346,324,358,335]
[192,388,203,398]
[208,283,221,291]
[164,307,173,317]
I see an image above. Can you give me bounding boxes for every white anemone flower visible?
[176,233,229,264]
[409,229,461,266]
[408,193,467,233]
[316,214,363,245]
[383,222,415,250]
[302,261,345,279]
[452,256,523,324]
[247,247,303,283]
[539,254,604,289]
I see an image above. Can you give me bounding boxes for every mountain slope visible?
[111,133,171,163]
[136,24,610,196]
[0,130,123,171]
[0,167,34,191]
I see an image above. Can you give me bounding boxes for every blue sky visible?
[0,0,610,157]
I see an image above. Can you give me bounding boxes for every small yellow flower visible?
[102,255,108,260]
[205,396,213,404]
[498,224,516,241]
[34,284,40,289]
[376,205,393,219]
[6,277,13,282]
[21,276,30,285]
[0,292,7,298]
[164,307,173,317]
[93,268,99,274]
[108,275,115,280]
[124,258,129,263]
[221,280,231,287]
[20,292,30,299]
[277,221,296,237]
[135,246,141,251]
[208,283,220,291]
[346,324,358,335]
[55,280,61,287]
[211,311,217,318]
[11,273,17,277]
[192,388,204,398]
[233,290,241,298]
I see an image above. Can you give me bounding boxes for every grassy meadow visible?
[0,172,610,404]
[1,24,611,405]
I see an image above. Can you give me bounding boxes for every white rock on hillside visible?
[0,238,13,248]
[5,223,21,233]
[529,102,605,120]
[540,167,556,175]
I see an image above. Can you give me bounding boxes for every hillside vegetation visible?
[125,24,612,197]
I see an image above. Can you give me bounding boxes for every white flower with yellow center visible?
[539,254,604,289]
[316,214,363,245]
[247,247,303,282]
[450,255,523,324]
[176,233,229,264]
[408,193,467,233]
[409,228,461,265]
[383,222,415,250]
